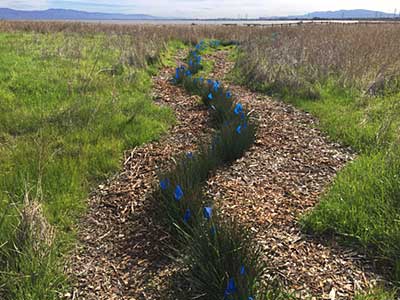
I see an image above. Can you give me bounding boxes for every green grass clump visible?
[355,288,399,300]
[176,219,266,300]
[0,32,176,299]
[154,40,286,299]
[233,38,400,288]
[302,149,400,275]
[288,86,400,282]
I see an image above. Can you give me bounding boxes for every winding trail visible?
[67,48,382,299]
[205,50,382,299]
[67,50,215,299]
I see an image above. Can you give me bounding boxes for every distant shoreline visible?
[2,19,399,25]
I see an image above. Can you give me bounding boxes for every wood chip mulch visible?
[66,51,215,300]
[205,50,385,299]
[66,49,384,300]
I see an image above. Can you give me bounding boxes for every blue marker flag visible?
[175,68,180,80]
[213,81,220,92]
[183,208,191,223]
[248,297,254,300]
[174,185,183,201]
[240,265,246,275]
[226,91,231,99]
[234,103,243,115]
[236,125,242,134]
[189,60,193,66]
[207,79,213,85]
[203,207,212,220]
[224,278,237,297]
[208,93,213,100]
[185,70,192,77]
[187,152,193,159]
[159,178,169,191]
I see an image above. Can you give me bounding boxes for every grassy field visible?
[1,21,400,299]
[0,31,177,299]
[0,21,256,300]
[233,24,400,285]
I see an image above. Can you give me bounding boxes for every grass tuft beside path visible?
[231,26,400,294]
[292,85,400,282]
[0,32,176,299]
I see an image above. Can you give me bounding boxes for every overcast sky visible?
[1,0,400,18]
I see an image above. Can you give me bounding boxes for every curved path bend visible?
[67,49,381,300]
[206,49,381,299]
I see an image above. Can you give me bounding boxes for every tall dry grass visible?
[234,23,400,97]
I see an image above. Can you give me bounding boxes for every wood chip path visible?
[67,49,383,300]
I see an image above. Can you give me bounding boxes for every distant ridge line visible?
[0,8,399,21]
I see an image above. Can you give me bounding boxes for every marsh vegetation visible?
[0,21,399,299]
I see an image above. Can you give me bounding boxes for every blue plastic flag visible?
[203,207,212,220]
[174,185,183,201]
[183,208,191,223]
[226,91,231,99]
[243,121,248,129]
[207,79,213,85]
[213,81,220,92]
[175,68,180,80]
[248,297,254,300]
[234,103,243,115]
[236,125,242,134]
[180,65,185,70]
[208,93,213,100]
[185,70,192,77]
[240,112,245,120]
[224,278,237,297]
[189,60,193,67]
[187,152,193,159]
[159,178,169,191]
[240,265,246,275]
[197,55,202,63]
[199,77,204,83]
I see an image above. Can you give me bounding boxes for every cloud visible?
[0,0,48,10]
[1,0,399,17]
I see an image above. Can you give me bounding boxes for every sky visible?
[1,0,399,18]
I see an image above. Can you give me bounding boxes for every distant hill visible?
[289,9,395,19]
[0,8,160,20]
[1,8,397,21]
